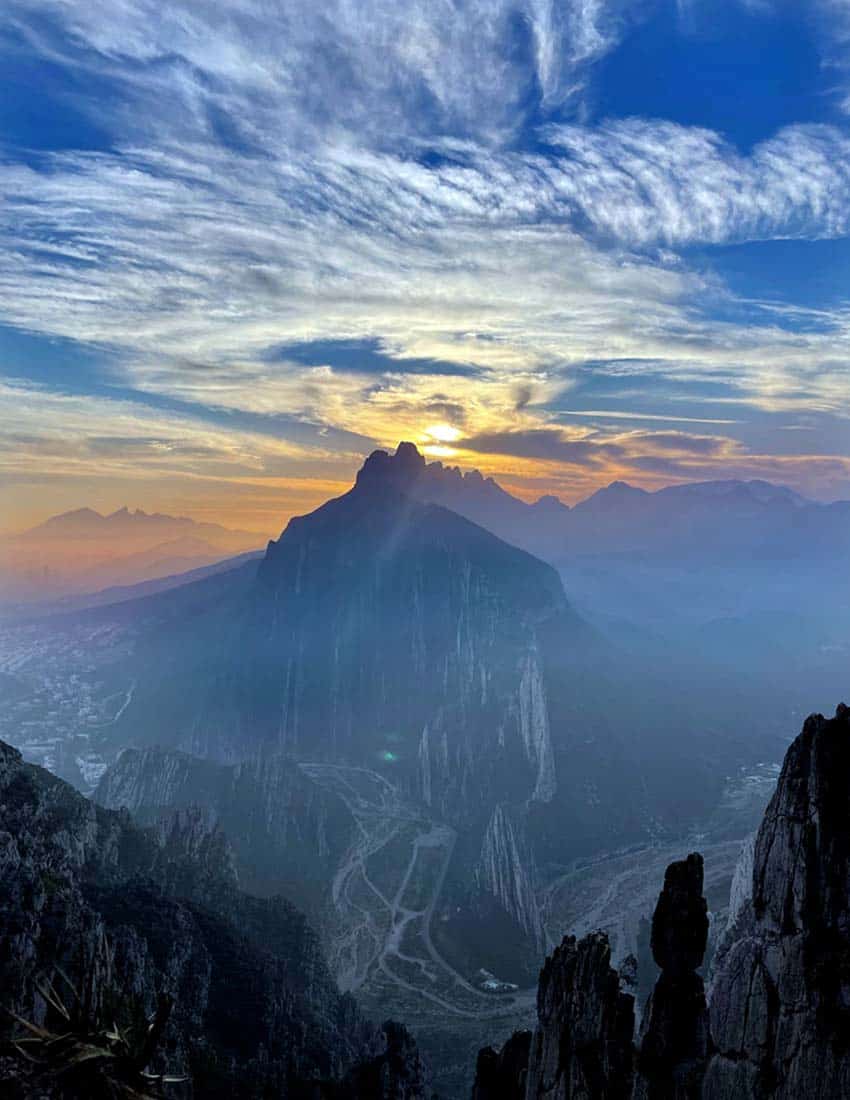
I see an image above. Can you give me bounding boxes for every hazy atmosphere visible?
[2,4,849,1100]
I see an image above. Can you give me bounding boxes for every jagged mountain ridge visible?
[363,446,847,564]
[0,738,428,1098]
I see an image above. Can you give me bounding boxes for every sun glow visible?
[424,423,461,444]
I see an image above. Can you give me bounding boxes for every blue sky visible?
[2,0,850,530]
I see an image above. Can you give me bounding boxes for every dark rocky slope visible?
[0,739,427,1099]
[94,745,353,913]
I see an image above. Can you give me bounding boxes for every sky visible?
[2,0,850,534]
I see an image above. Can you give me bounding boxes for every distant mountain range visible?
[377,448,849,678]
[5,454,847,609]
[396,448,847,564]
[0,506,267,603]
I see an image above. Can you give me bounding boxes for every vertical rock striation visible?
[704,703,850,1100]
[634,853,711,1100]
[475,803,545,952]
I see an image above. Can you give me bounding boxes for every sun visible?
[424,423,461,444]
[420,423,462,458]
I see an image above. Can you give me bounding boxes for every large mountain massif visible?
[101,443,771,984]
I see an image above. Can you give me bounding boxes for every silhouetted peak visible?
[637,852,710,1099]
[355,441,426,495]
[395,440,425,468]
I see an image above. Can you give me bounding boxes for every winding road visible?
[300,762,537,1021]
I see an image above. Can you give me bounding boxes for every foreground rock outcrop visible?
[0,739,427,1099]
[471,1030,532,1100]
[473,703,850,1100]
[471,932,634,1100]
[704,702,850,1099]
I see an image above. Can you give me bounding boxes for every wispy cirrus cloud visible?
[2,0,850,521]
[4,134,850,420]
[4,0,641,149]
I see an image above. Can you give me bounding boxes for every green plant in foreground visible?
[5,963,187,1099]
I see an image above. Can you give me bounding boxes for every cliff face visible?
[0,739,426,1099]
[113,443,587,966]
[474,803,545,952]
[704,703,850,1100]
